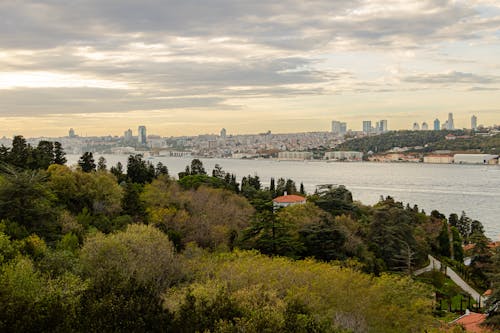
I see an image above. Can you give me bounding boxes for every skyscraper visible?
[138,125,147,145]
[471,115,477,130]
[447,113,454,130]
[379,120,388,132]
[220,128,227,138]
[434,118,440,130]
[413,122,420,130]
[69,128,75,138]
[124,128,133,142]
[421,122,428,130]
[331,121,347,136]
[362,121,372,134]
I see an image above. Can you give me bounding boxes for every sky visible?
[1,0,499,137]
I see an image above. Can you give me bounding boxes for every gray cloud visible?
[402,71,499,84]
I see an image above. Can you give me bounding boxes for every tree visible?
[126,154,154,184]
[78,152,96,173]
[110,161,125,183]
[9,135,31,168]
[485,248,500,328]
[32,140,54,169]
[53,141,66,165]
[97,156,107,171]
[155,162,169,177]
[190,159,206,175]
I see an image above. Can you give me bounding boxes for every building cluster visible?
[412,113,479,131]
[331,119,388,136]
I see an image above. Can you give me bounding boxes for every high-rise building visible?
[331,121,347,136]
[124,128,133,142]
[362,121,372,134]
[442,120,448,130]
[421,122,429,130]
[220,128,227,138]
[138,125,147,145]
[413,122,420,130]
[69,128,76,138]
[379,120,388,132]
[471,115,477,130]
[447,113,454,130]
[434,118,440,131]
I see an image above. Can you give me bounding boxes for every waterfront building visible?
[454,154,498,165]
[471,115,477,130]
[331,121,347,136]
[138,125,147,145]
[434,118,440,130]
[362,121,372,134]
[325,151,363,161]
[423,154,454,164]
[278,151,313,160]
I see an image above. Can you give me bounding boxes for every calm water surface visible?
[67,155,500,239]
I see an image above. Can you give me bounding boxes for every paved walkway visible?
[414,255,487,306]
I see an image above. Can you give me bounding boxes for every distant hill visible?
[334,130,499,154]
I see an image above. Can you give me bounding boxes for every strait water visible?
[67,155,500,239]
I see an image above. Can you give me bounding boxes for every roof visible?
[454,312,488,333]
[272,194,306,203]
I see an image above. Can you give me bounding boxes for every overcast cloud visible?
[0,0,499,135]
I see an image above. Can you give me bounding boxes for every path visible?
[414,255,487,306]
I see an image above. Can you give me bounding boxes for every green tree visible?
[126,154,154,184]
[53,141,66,165]
[190,158,206,175]
[78,152,96,173]
[97,156,107,171]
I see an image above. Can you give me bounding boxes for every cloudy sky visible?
[1,0,499,137]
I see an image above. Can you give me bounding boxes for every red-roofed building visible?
[452,311,490,332]
[272,193,306,210]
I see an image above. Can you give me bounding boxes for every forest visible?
[0,135,499,332]
[334,130,500,154]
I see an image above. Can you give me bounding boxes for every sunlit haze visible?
[1,1,499,137]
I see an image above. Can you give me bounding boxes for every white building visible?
[325,151,363,161]
[413,122,420,130]
[447,113,455,130]
[278,151,313,160]
[362,121,372,134]
[471,115,477,130]
[454,154,498,165]
[422,122,429,130]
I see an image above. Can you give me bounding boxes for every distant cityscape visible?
[0,113,498,164]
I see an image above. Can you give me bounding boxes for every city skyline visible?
[1,1,500,137]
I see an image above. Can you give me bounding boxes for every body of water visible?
[67,155,500,240]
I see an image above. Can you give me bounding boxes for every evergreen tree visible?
[97,156,107,171]
[53,141,66,165]
[78,152,96,173]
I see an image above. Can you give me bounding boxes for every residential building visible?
[124,128,133,142]
[138,125,147,145]
[433,118,440,130]
[272,193,306,210]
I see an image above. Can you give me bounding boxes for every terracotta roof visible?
[483,289,492,296]
[455,312,488,333]
[463,242,500,252]
[272,194,306,203]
